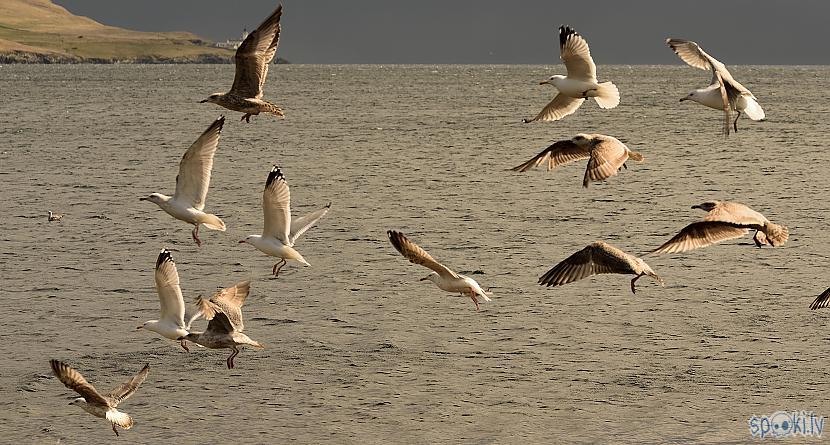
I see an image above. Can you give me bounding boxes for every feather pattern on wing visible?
[511,140,590,172]
[154,249,186,328]
[289,203,331,244]
[230,4,282,99]
[538,241,637,287]
[106,364,150,407]
[651,221,749,255]
[50,360,111,407]
[262,166,291,244]
[173,116,224,210]
[559,26,596,81]
[387,230,459,279]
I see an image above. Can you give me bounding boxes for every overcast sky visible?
[54,0,830,64]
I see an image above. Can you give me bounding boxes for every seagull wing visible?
[510,139,591,172]
[49,360,111,407]
[229,4,282,99]
[559,26,596,81]
[105,364,150,407]
[261,166,291,245]
[210,281,251,331]
[289,203,331,244]
[173,116,224,210]
[703,202,768,227]
[527,94,585,122]
[154,249,186,328]
[198,296,236,336]
[538,241,635,287]
[387,230,459,279]
[583,136,630,186]
[809,288,830,310]
[651,221,749,255]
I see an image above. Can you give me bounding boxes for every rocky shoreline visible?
[0,51,289,64]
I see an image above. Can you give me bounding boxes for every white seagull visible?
[667,38,765,135]
[239,166,330,277]
[50,359,150,437]
[136,249,203,352]
[524,25,619,123]
[178,282,262,369]
[141,116,226,247]
[387,230,492,311]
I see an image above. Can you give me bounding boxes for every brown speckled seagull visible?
[201,3,285,123]
[50,360,150,437]
[511,133,643,187]
[539,241,664,294]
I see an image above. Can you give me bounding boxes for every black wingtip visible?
[325,202,332,208]
[559,25,576,48]
[156,248,173,269]
[265,165,284,188]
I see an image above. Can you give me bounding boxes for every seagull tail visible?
[593,82,620,109]
[742,96,765,121]
[199,214,226,231]
[262,101,285,118]
[106,409,134,430]
[627,149,644,162]
[763,223,789,247]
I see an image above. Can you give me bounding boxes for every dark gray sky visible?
[54,0,830,64]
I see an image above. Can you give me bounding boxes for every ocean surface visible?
[2,64,829,444]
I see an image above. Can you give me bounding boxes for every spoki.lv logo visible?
[748,411,824,439]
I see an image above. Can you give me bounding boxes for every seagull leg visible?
[240,113,252,123]
[630,273,644,294]
[111,423,120,437]
[733,110,741,133]
[192,224,202,247]
[227,346,239,369]
[469,291,480,311]
[753,230,764,248]
[180,339,190,353]
[272,259,286,277]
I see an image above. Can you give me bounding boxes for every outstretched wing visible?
[154,249,186,328]
[50,359,111,408]
[173,116,224,210]
[387,230,459,279]
[538,241,635,287]
[526,94,585,123]
[510,139,590,172]
[651,221,748,255]
[559,26,596,81]
[289,203,331,244]
[106,363,150,407]
[229,4,282,99]
[262,166,291,244]
[809,288,830,310]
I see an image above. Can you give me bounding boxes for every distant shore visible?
[0,51,290,64]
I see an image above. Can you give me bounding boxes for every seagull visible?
[666,38,765,135]
[50,359,149,437]
[140,116,226,247]
[47,211,63,222]
[200,4,285,123]
[524,25,619,123]
[652,201,789,254]
[387,230,492,311]
[178,282,262,369]
[136,249,204,352]
[810,289,830,310]
[239,166,330,277]
[539,241,664,294]
[510,133,644,187]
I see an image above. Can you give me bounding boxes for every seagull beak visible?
[690,204,702,209]
[199,99,208,103]
[419,277,429,281]
[539,80,549,85]
[238,240,246,244]
[679,97,688,102]
[136,325,143,330]
[139,197,147,201]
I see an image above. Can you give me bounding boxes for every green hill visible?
[0,0,236,63]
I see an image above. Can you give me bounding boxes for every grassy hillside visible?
[0,0,235,62]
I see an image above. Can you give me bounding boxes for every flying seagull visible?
[178,282,262,369]
[387,230,492,311]
[524,26,619,123]
[510,133,643,187]
[539,241,664,294]
[666,38,765,135]
[136,249,204,352]
[50,359,150,437]
[652,201,788,254]
[201,4,285,123]
[141,116,226,247]
[47,211,63,222]
[240,166,330,277]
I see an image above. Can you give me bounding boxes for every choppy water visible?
[2,64,830,444]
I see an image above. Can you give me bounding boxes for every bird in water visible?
[50,359,150,437]
[200,3,285,123]
[387,230,492,311]
[141,117,226,247]
[524,25,619,123]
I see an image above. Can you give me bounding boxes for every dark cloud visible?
[54,0,830,64]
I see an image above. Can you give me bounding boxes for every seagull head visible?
[200,93,222,104]
[139,193,166,205]
[419,272,439,283]
[540,75,565,85]
[70,397,85,406]
[679,92,694,102]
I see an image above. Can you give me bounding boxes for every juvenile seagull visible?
[240,166,330,277]
[539,241,664,294]
[50,359,150,437]
[200,4,285,122]
[47,211,63,222]
[666,38,765,135]
[136,249,203,352]
[652,201,788,254]
[387,230,492,311]
[178,282,262,369]
[510,133,643,187]
[524,25,619,123]
[141,117,226,247]
[809,289,830,310]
